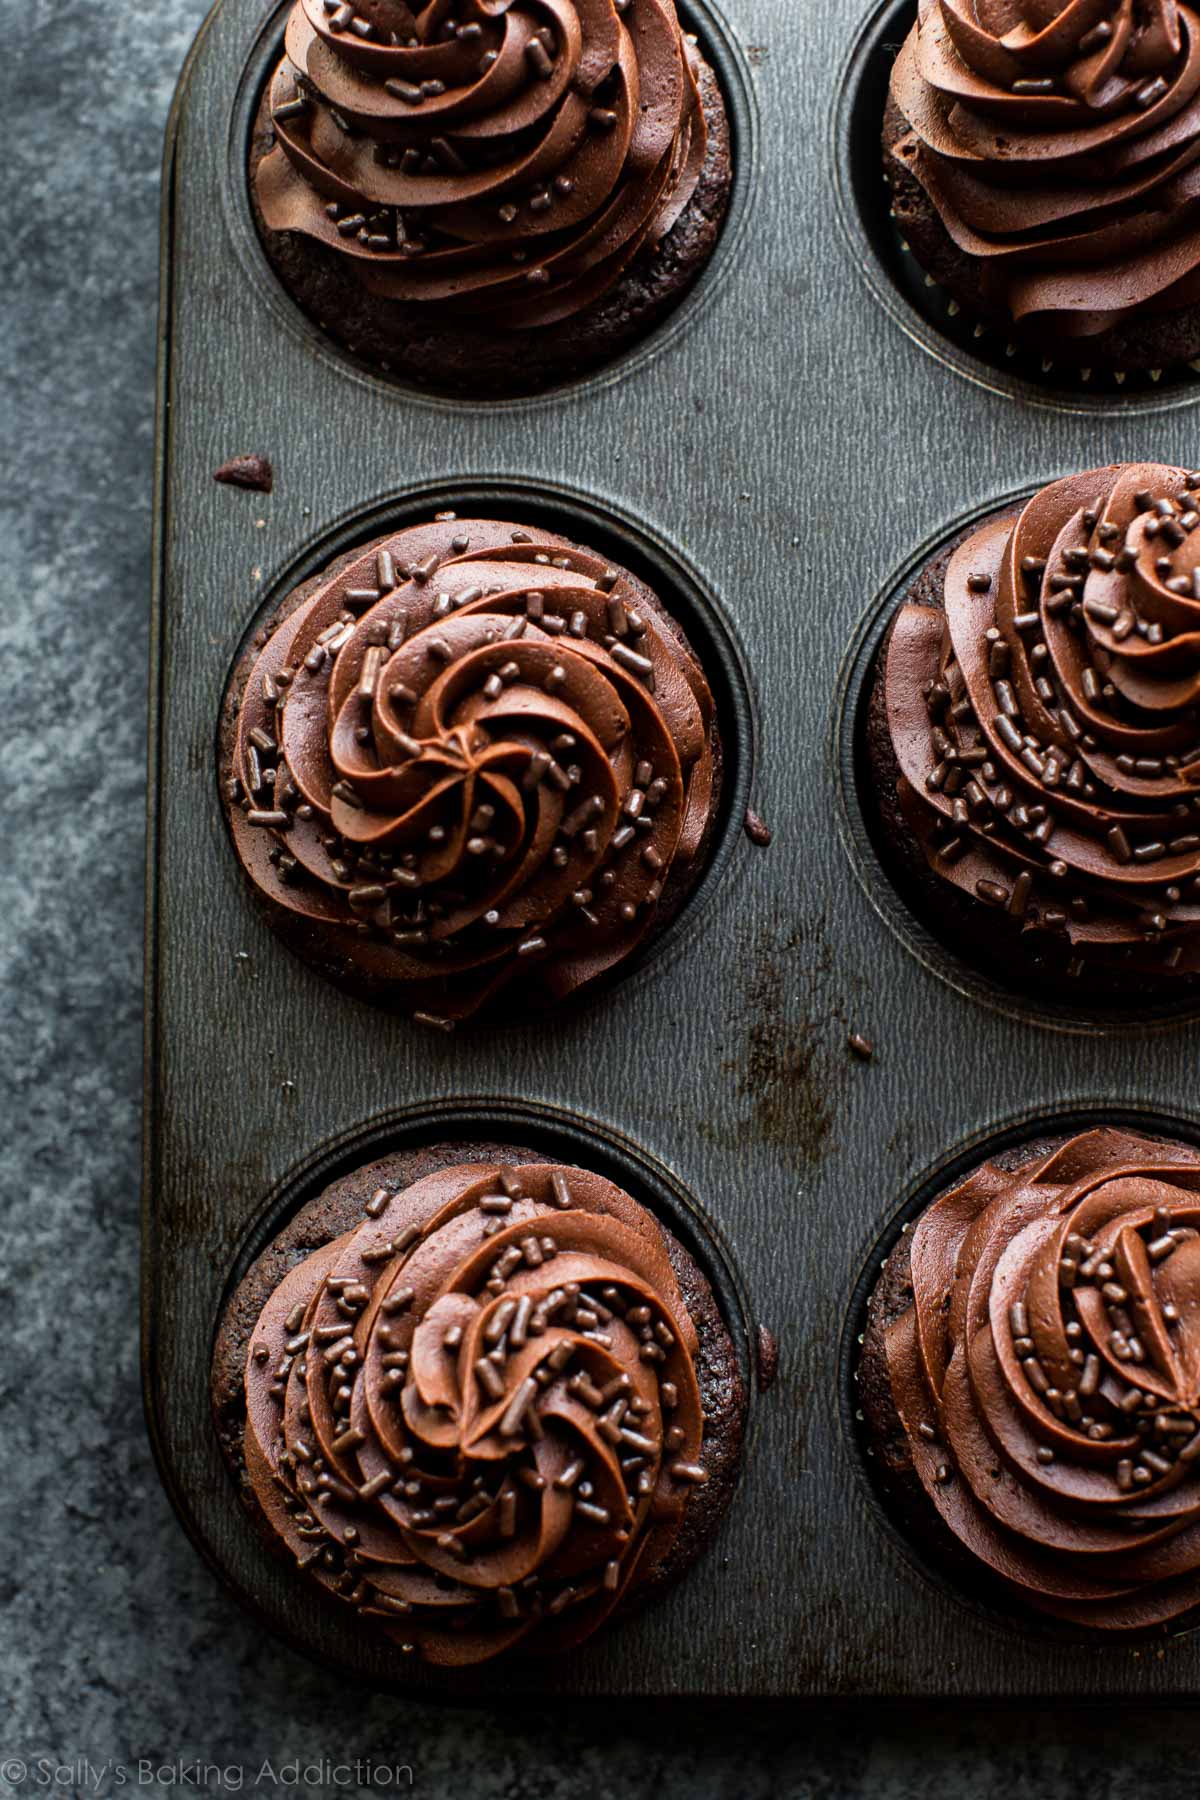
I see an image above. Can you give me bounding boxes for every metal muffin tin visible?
[147,0,1200,1697]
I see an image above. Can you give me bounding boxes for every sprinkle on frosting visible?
[889,0,1200,344]
[254,0,711,329]
[880,1126,1200,1630]
[224,516,718,1022]
[242,1160,709,1664]
[884,462,1200,986]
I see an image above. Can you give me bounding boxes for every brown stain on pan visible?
[704,918,848,1169]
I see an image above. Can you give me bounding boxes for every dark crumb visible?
[756,1324,779,1391]
[743,808,772,848]
[214,454,274,493]
[847,1032,874,1061]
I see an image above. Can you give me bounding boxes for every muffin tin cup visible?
[149,0,1200,1697]
[223,0,761,409]
[217,477,757,1015]
[196,1100,757,1697]
[832,485,1200,1038]
[833,0,1200,415]
[840,1104,1200,1653]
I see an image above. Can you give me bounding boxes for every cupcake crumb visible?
[214,453,274,493]
[756,1324,779,1391]
[743,808,772,848]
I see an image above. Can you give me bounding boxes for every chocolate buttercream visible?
[254,0,710,329]
[242,1160,713,1663]
[223,516,718,1022]
[883,462,1200,984]
[889,0,1200,342]
[878,1126,1200,1630]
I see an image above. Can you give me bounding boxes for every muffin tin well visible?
[208,1098,755,1693]
[832,487,1200,1038]
[149,0,1200,1698]
[217,478,756,1012]
[832,0,1200,416]
[840,1104,1200,1650]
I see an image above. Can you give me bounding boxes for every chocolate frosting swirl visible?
[254,0,710,327]
[884,462,1200,983]
[880,1127,1200,1630]
[243,1160,712,1663]
[890,0,1200,341]
[224,516,718,1023]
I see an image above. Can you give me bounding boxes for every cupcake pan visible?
[147,0,1200,1697]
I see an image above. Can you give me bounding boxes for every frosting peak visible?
[255,0,710,328]
[878,1127,1200,1630]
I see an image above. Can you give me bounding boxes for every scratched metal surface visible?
[146,0,1200,1697]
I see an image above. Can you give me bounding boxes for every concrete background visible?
[5,0,1200,1792]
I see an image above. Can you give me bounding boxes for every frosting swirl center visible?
[224,516,719,1021]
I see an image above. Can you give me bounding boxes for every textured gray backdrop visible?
[5,0,1200,1793]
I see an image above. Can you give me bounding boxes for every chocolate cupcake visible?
[885,1,1200,372]
[211,1143,746,1665]
[864,462,1200,1003]
[859,1124,1200,1633]
[221,514,723,1026]
[251,0,731,396]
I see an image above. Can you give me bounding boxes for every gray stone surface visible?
[3,0,1200,1794]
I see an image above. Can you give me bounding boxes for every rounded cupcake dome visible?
[859,1125,1200,1633]
[867,461,1200,1001]
[221,515,721,1025]
[884,1,1200,368]
[213,1151,745,1665]
[250,0,731,392]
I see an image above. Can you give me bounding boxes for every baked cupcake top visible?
[255,0,711,328]
[889,0,1200,341]
[224,516,718,1024]
[879,1125,1200,1631]
[242,1159,713,1664]
[883,462,1200,986]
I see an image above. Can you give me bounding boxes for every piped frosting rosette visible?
[889,0,1200,341]
[225,515,718,1023]
[883,1126,1200,1630]
[254,0,710,327]
[243,1159,713,1663]
[884,462,1200,984]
